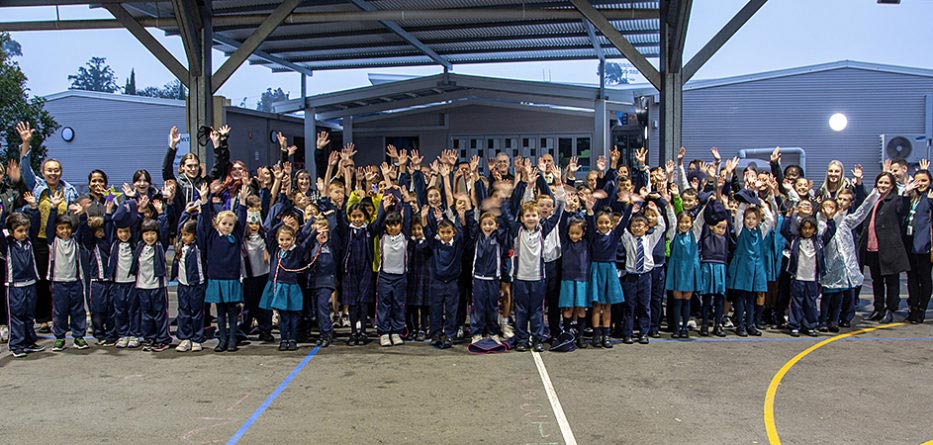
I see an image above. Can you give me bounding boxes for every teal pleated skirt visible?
[559,280,589,308]
[204,279,243,304]
[588,261,624,305]
[259,281,303,312]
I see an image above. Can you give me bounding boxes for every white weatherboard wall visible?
[648,65,933,183]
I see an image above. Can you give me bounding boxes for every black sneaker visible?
[11,349,27,358]
[622,336,634,344]
[591,334,603,348]
[601,336,613,348]
[699,326,709,337]
[278,341,288,351]
[287,340,298,351]
[320,334,331,348]
[532,341,545,353]
[638,335,649,344]
[806,329,819,337]
[648,330,661,338]
[415,330,426,342]
[713,325,726,337]
[828,324,840,333]
[736,328,748,337]
[748,328,762,336]
[214,341,228,352]
[24,344,45,353]
[515,342,528,352]
[258,333,276,343]
[789,329,800,337]
[347,333,357,346]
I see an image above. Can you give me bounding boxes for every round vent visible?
[885,136,912,159]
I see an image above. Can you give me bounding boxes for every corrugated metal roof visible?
[129,0,661,72]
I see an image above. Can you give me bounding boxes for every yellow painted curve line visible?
[764,322,907,445]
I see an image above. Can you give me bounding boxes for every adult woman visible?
[904,168,933,323]
[817,160,854,201]
[859,172,911,323]
[163,125,205,209]
[130,169,162,200]
[18,122,79,333]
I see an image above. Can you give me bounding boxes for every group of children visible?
[3,121,929,358]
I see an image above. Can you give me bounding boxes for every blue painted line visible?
[227,345,322,445]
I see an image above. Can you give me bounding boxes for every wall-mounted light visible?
[61,127,75,142]
[829,113,848,132]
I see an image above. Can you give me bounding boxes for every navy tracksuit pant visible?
[622,272,651,337]
[89,280,116,342]
[377,272,407,335]
[512,279,545,344]
[430,278,458,339]
[6,284,38,352]
[789,280,820,330]
[649,266,666,334]
[112,282,137,338]
[177,283,206,342]
[51,280,86,340]
[470,278,501,337]
[137,287,172,344]
[279,310,299,342]
[314,287,334,335]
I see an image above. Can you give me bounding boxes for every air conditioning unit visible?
[881,134,931,164]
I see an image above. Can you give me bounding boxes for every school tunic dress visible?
[558,239,589,308]
[727,226,769,293]
[260,245,306,312]
[199,199,247,304]
[665,230,700,292]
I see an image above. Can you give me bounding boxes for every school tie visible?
[635,237,645,274]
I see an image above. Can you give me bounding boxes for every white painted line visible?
[532,351,577,445]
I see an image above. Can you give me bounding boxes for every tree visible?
[598,62,632,85]
[135,79,187,100]
[68,56,119,93]
[0,32,58,172]
[1,37,21,57]
[256,87,289,112]
[124,69,136,95]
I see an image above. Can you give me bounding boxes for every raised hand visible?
[438,161,451,177]
[239,181,250,200]
[670,182,680,196]
[282,161,292,177]
[770,146,781,163]
[595,155,607,172]
[851,164,863,181]
[380,162,393,179]
[340,143,357,161]
[6,159,20,184]
[169,126,182,149]
[381,192,395,209]
[122,183,136,198]
[198,182,210,199]
[398,149,409,167]
[710,146,721,164]
[316,130,330,150]
[276,131,287,150]
[316,177,325,192]
[152,199,164,215]
[137,195,150,212]
[610,146,621,165]
[209,179,224,195]
[161,183,176,200]
[883,159,893,173]
[677,146,686,163]
[568,156,580,176]
[410,149,424,167]
[470,155,480,174]
[23,192,36,208]
[665,159,675,178]
[634,147,647,166]
[386,144,399,160]
[16,121,34,146]
[921,159,930,172]
[272,164,284,181]
[287,145,298,157]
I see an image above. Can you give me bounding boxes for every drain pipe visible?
[737,147,806,176]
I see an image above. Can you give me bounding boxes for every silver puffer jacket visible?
[821,189,879,290]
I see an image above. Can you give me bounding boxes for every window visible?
[558,137,573,168]
[576,137,591,167]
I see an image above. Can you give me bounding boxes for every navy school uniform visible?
[3,208,41,354]
[557,211,590,309]
[727,203,775,332]
[424,210,465,340]
[340,223,375,306]
[374,199,412,336]
[647,204,669,334]
[260,218,317,342]
[78,212,118,343]
[467,207,511,338]
[46,207,87,341]
[309,216,339,337]
[109,199,142,339]
[697,205,732,328]
[782,216,836,331]
[587,205,632,306]
[507,180,564,345]
[198,198,247,304]
[128,210,173,345]
[620,215,667,338]
[172,241,206,343]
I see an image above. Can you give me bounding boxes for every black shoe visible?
[713,326,726,337]
[227,342,239,352]
[828,324,840,333]
[649,330,661,339]
[515,342,528,352]
[214,341,227,352]
[699,326,709,337]
[278,341,288,351]
[818,325,829,332]
[347,333,357,346]
[637,335,649,345]
[671,331,681,339]
[441,338,453,349]
[287,340,298,351]
[37,324,51,334]
[532,340,545,353]
[748,328,762,337]
[357,333,369,345]
[805,329,819,337]
[868,310,884,321]
[839,320,852,328]
[879,310,894,324]
[24,344,46,353]
[681,329,690,339]
[789,329,800,337]
[736,328,748,337]
[601,336,613,348]
[591,335,603,348]
[622,336,634,344]
[320,334,331,348]
[258,332,276,343]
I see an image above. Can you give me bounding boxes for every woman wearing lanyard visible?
[859,172,911,324]
[18,123,79,333]
[905,167,933,323]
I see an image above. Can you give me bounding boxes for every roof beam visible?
[571,0,660,89]
[347,0,452,71]
[582,19,605,64]
[170,0,201,76]
[665,0,693,70]
[103,3,189,87]
[683,0,767,82]
[212,34,313,77]
[0,9,658,32]
[211,0,303,92]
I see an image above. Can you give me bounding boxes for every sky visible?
[4,0,933,106]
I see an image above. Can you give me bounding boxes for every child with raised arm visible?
[46,191,88,351]
[583,189,630,347]
[130,187,175,352]
[79,197,118,346]
[727,190,778,337]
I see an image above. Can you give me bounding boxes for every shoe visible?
[699,326,709,337]
[687,320,697,331]
[622,336,634,345]
[681,330,690,339]
[151,343,170,352]
[320,334,331,348]
[315,336,324,346]
[380,334,392,347]
[638,335,649,345]
[839,321,851,328]
[52,339,66,351]
[258,332,276,343]
[25,343,46,353]
[214,341,228,352]
[748,328,762,337]
[868,310,884,321]
[880,310,894,324]
[649,330,661,339]
[127,337,140,349]
[73,337,89,350]
[356,333,369,345]
[287,340,298,351]
[278,341,288,351]
[713,326,726,337]
[176,339,192,352]
[101,339,116,347]
[227,342,239,352]
[532,340,545,353]
[591,334,603,348]
[0,325,8,343]
[828,324,840,333]
[491,335,503,345]
[789,329,800,337]
[440,338,453,349]
[11,349,27,358]
[416,330,426,342]
[575,334,587,349]
[501,319,515,339]
[671,331,681,339]
[391,333,404,345]
[601,335,613,348]
[191,342,203,352]
[736,328,748,337]
[515,342,528,352]
[818,325,828,332]
[37,324,51,334]
[805,329,819,337]
[341,314,350,327]
[722,316,734,329]
[115,337,129,348]
[471,335,482,344]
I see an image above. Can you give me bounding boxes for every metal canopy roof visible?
[116,0,660,73]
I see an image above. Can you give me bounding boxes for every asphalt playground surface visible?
[0,294,931,444]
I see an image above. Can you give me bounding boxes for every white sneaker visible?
[191,342,203,352]
[175,339,191,352]
[687,320,697,330]
[471,335,482,344]
[390,333,403,345]
[127,337,140,348]
[379,334,392,347]
[490,335,502,345]
[115,337,129,348]
[0,325,9,343]
[501,320,515,339]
